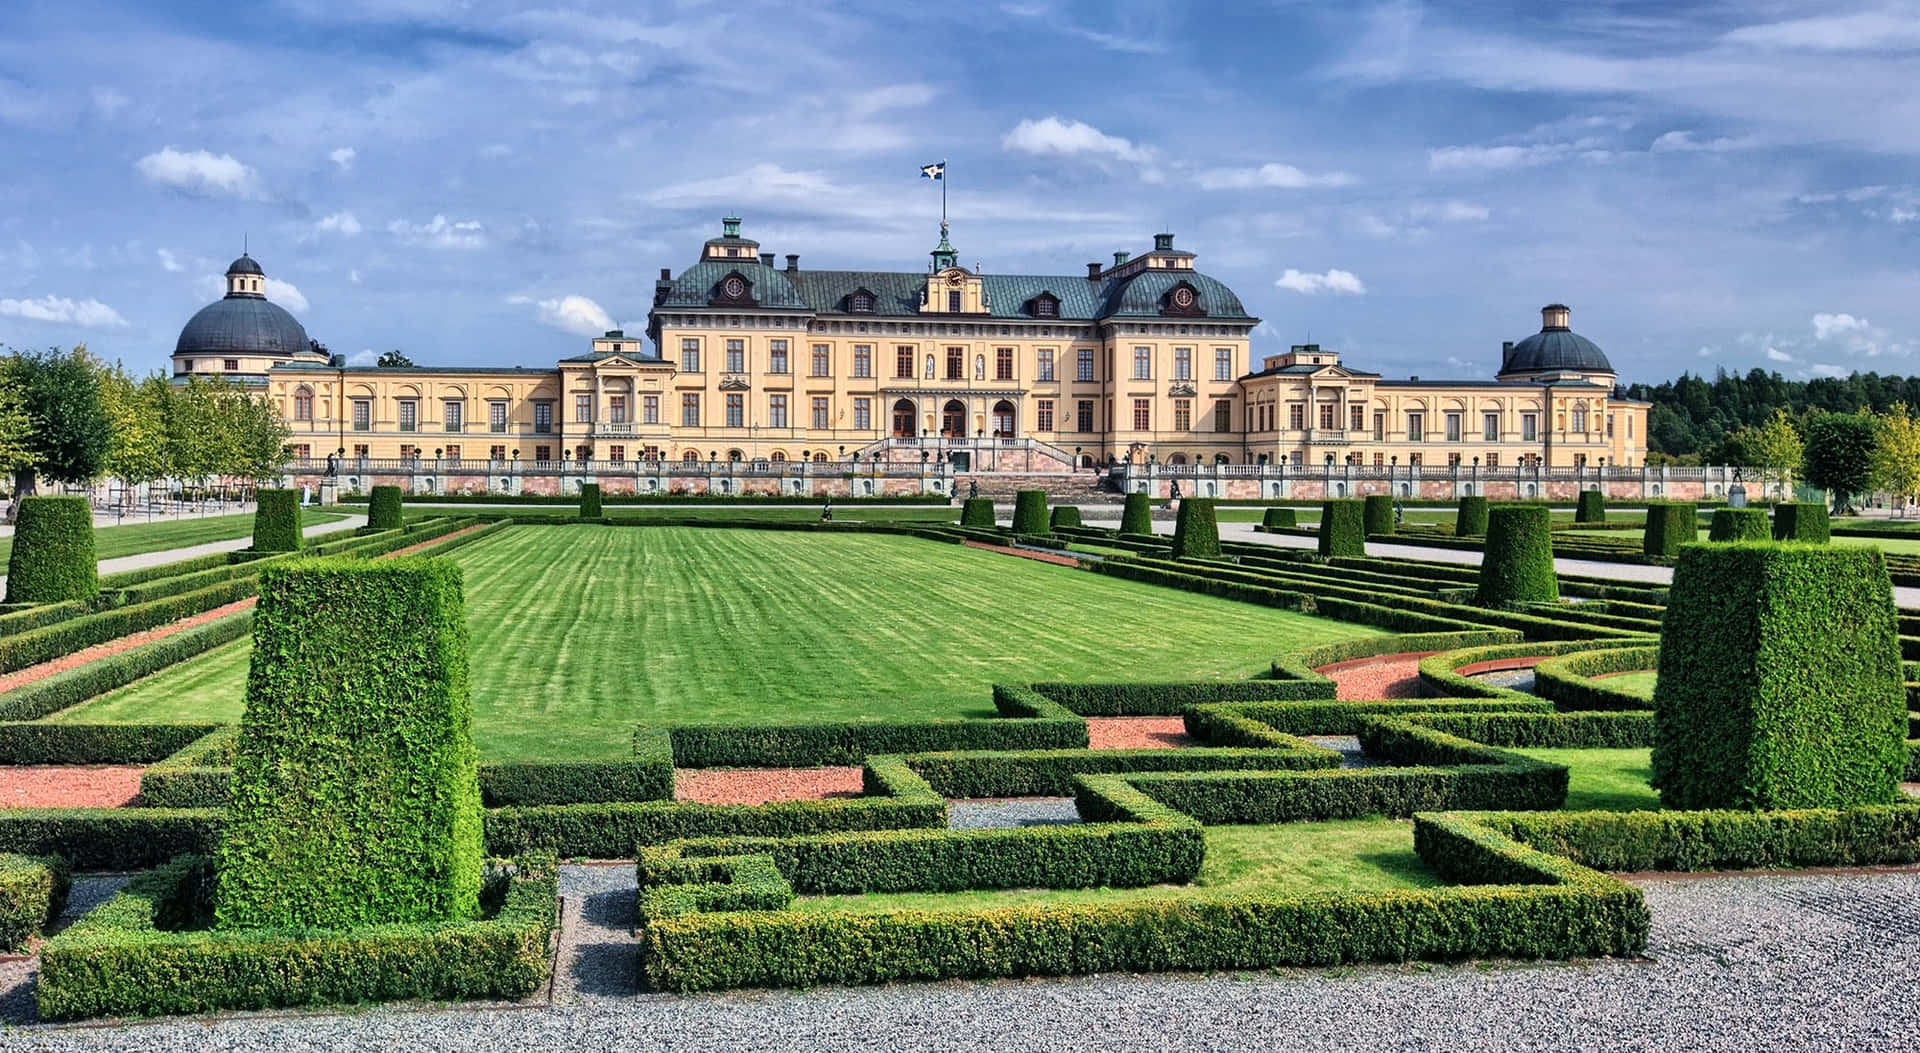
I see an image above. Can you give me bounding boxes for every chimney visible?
[759,252,775,267]
[1086,262,1102,280]
[1113,250,1130,266]
[1153,233,1174,251]
[785,254,799,272]
[659,267,671,280]
[1541,303,1571,330]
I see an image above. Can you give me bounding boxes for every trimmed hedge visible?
[37,854,556,1021]
[1773,502,1830,543]
[1011,490,1049,535]
[669,687,1087,768]
[1049,505,1082,530]
[579,483,603,518]
[1454,496,1489,537]
[959,497,996,528]
[1119,492,1153,535]
[0,610,251,722]
[0,808,221,870]
[1169,498,1221,560]
[1575,490,1606,524]
[1475,505,1558,606]
[4,496,97,604]
[1459,804,1920,874]
[1532,646,1659,711]
[366,484,404,530]
[1653,543,1908,810]
[1642,502,1697,557]
[1186,698,1549,745]
[1028,678,1338,715]
[0,577,257,675]
[1708,507,1768,542]
[0,723,219,767]
[1404,711,1654,749]
[1319,500,1366,557]
[0,853,69,952]
[251,489,301,552]
[900,744,1336,799]
[1363,494,1395,536]
[1260,507,1297,530]
[216,558,485,930]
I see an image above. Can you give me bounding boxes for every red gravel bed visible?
[0,598,255,695]
[1312,651,1442,700]
[673,767,865,805]
[1452,656,1550,677]
[961,540,1081,567]
[0,765,143,808]
[385,523,489,558]
[1087,717,1194,750]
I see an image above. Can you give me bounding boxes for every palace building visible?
[175,220,1649,494]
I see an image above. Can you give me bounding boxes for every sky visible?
[0,0,1916,386]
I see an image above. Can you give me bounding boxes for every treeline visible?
[1623,368,1920,462]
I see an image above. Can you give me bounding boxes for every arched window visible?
[728,449,744,461]
[813,452,828,463]
[1215,454,1230,465]
[1168,454,1187,465]
[892,399,916,438]
[1571,405,1588,432]
[942,400,965,438]
[293,387,313,422]
[682,450,700,464]
[991,399,1014,438]
[770,450,787,462]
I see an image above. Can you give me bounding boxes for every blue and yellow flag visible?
[920,161,945,180]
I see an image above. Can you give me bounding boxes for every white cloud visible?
[265,278,309,312]
[1649,130,1756,153]
[388,214,486,250]
[848,83,935,117]
[1001,117,1152,163]
[134,146,261,198]
[1427,140,1610,172]
[1275,268,1367,296]
[91,87,128,117]
[1893,207,1920,223]
[1723,11,1920,52]
[1194,162,1353,190]
[156,248,183,272]
[0,294,128,327]
[1411,200,1490,222]
[328,146,356,170]
[1765,347,1795,363]
[1809,363,1852,379]
[316,211,363,235]
[534,294,615,337]
[1812,312,1870,340]
[348,268,361,283]
[647,163,847,208]
[346,349,377,367]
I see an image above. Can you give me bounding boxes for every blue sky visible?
[1,0,1916,385]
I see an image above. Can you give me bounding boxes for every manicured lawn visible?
[789,818,1436,914]
[0,510,346,566]
[598,506,958,523]
[1518,747,1659,811]
[52,525,1381,762]
[1600,671,1658,698]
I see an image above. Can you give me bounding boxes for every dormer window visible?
[1161,281,1205,317]
[710,272,756,307]
[1031,293,1059,319]
[849,289,875,313]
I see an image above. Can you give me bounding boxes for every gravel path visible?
[672,767,864,805]
[1085,717,1192,749]
[0,766,143,808]
[1313,652,1438,700]
[945,797,1080,829]
[1472,668,1539,693]
[1301,735,1379,769]
[4,868,1917,1050]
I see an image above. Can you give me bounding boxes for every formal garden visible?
[0,484,1914,1023]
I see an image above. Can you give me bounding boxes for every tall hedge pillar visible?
[1260,507,1297,531]
[1454,496,1489,537]
[960,497,996,528]
[252,488,302,552]
[1773,502,1831,543]
[1474,505,1559,606]
[1652,544,1906,810]
[1708,507,1769,542]
[3,496,97,604]
[1642,502,1697,557]
[1170,498,1221,560]
[1118,492,1153,536]
[1363,494,1395,536]
[579,482,603,518]
[1575,489,1606,523]
[366,485,404,531]
[1011,490,1049,535]
[1049,505,1082,531]
[215,558,483,930]
[1319,499,1365,557]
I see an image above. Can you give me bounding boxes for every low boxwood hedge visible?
[5,496,97,604]
[0,611,252,723]
[0,722,219,767]
[1532,646,1659,711]
[668,687,1087,768]
[1456,803,1920,873]
[0,577,257,676]
[1402,711,1654,749]
[0,853,69,952]
[1185,699,1550,745]
[898,743,1335,799]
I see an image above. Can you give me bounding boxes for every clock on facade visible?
[723,276,747,299]
[1171,286,1196,309]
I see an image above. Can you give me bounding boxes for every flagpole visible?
[942,160,948,228]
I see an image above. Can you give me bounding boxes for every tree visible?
[1,346,111,500]
[0,371,35,484]
[1872,405,1920,516]
[1802,412,1879,513]
[377,350,414,368]
[1747,409,1805,500]
[98,361,170,505]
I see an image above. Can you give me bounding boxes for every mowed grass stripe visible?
[48,526,1380,763]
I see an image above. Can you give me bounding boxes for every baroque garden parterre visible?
[0,487,1916,1020]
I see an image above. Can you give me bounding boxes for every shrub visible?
[1170,498,1221,560]
[1475,505,1559,606]
[215,558,484,930]
[1652,544,1908,810]
[1119,492,1153,535]
[960,498,996,528]
[4,496,96,604]
[1260,507,1297,530]
[1363,494,1395,536]
[1642,502,1697,557]
[251,489,301,552]
[579,483,603,518]
[1009,490,1048,535]
[1575,490,1606,524]
[0,853,69,952]
[1532,646,1659,711]
[1319,500,1366,557]
[1708,507,1768,542]
[1773,502,1831,543]
[1049,505,1082,530]
[0,611,251,722]
[366,484,404,530]
[1455,496,1489,537]
[1460,804,1920,874]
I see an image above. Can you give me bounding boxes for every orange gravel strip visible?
[1452,656,1551,677]
[673,767,865,805]
[1312,651,1442,700]
[1087,716,1194,750]
[383,523,488,558]
[961,540,1081,567]
[0,765,143,807]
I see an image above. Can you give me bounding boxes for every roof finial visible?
[243,232,248,256]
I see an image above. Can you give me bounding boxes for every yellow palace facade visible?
[175,219,1661,498]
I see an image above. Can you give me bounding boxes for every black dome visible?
[1502,329,1613,374]
[226,254,263,276]
[175,296,309,356]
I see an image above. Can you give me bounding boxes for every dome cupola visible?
[1497,303,1613,378]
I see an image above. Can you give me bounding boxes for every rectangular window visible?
[223,358,239,371]
[398,400,418,433]
[1409,452,1423,467]
[1445,412,1461,442]
[1132,398,1151,430]
[1037,349,1055,382]
[853,345,872,378]
[726,339,745,374]
[769,339,789,374]
[534,445,551,462]
[1606,413,1615,438]
[489,401,507,433]
[293,391,312,422]
[725,393,744,428]
[609,395,628,424]
[946,346,964,380]
[995,346,1014,381]
[1372,412,1384,442]
[769,394,788,429]
[642,444,660,462]
[682,393,700,427]
[1132,346,1152,380]
[1174,347,1192,381]
[1574,453,1587,468]
[1448,452,1461,467]
[643,395,659,424]
[1351,405,1365,433]
[1522,413,1538,442]
[853,397,871,431]
[534,402,553,434]
[1036,399,1054,432]
[1174,399,1192,431]
[1319,403,1335,431]
[575,394,592,423]
[1214,399,1232,433]
[352,399,371,432]
[680,338,700,373]
[811,344,830,377]
[444,444,460,462]
[609,445,624,462]
[291,443,310,460]
[1214,347,1234,381]
[1486,452,1500,468]
[1074,400,1095,432]
[400,444,417,462]
[1483,412,1499,441]
[947,289,961,312]
[444,400,463,432]
[1407,412,1424,442]
[895,346,913,379]
[1288,404,1304,430]
[1373,452,1384,467]
[811,397,830,430]
[1077,349,1095,382]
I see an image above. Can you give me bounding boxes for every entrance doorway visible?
[942,399,966,438]
[991,400,1015,438]
[891,399,915,438]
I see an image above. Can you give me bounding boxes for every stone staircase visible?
[950,471,1120,503]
